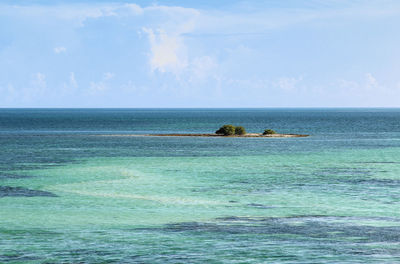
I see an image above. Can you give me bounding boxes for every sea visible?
[1,108,400,263]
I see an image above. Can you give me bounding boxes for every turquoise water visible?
[1,108,400,263]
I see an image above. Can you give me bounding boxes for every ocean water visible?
[1,108,400,263]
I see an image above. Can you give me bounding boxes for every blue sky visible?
[1,0,400,107]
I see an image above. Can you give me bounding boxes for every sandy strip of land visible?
[96,133,309,138]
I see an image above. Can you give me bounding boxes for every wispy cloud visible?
[124,4,143,15]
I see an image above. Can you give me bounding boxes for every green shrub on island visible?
[235,126,246,135]
[263,129,276,135]
[215,125,236,136]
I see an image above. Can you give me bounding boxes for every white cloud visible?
[69,72,77,88]
[333,73,400,106]
[54,46,66,53]
[31,73,46,91]
[143,28,188,76]
[142,25,220,84]
[121,81,137,92]
[16,72,47,102]
[140,5,200,77]
[103,72,115,80]
[89,81,106,92]
[275,76,303,92]
[120,81,148,93]
[336,74,382,95]
[61,72,78,95]
[365,73,380,90]
[89,72,115,93]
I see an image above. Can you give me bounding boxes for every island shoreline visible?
[97,133,309,138]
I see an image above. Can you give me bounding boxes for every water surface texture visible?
[1,108,400,263]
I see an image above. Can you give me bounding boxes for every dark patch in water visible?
[215,216,251,221]
[215,215,329,221]
[0,173,31,179]
[247,203,275,209]
[190,187,218,193]
[0,253,41,262]
[344,178,400,186]
[0,186,57,197]
[0,228,61,236]
[54,248,114,257]
[314,167,373,177]
[312,166,400,187]
[157,216,400,243]
[237,180,251,184]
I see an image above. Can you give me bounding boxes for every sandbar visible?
[97,133,309,138]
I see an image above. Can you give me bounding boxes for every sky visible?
[1,0,400,107]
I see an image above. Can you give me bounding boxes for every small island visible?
[97,125,309,138]
[144,125,309,138]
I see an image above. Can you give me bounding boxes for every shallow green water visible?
[1,109,400,263]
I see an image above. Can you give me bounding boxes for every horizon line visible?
[1,107,400,109]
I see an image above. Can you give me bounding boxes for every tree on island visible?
[216,125,247,136]
[263,129,276,135]
[235,126,246,135]
[215,125,236,136]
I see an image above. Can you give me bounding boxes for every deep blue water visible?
[1,108,400,171]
